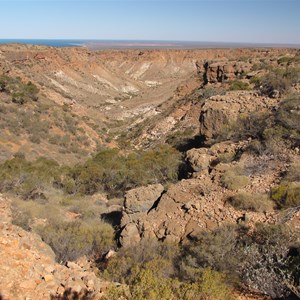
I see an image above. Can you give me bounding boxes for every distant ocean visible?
[0,39,299,49]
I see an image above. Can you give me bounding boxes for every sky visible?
[0,0,299,44]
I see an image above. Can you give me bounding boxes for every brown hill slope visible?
[0,45,296,162]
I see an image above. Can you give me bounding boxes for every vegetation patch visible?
[221,166,249,190]
[271,183,300,209]
[228,192,274,212]
[229,80,250,91]
[0,75,39,104]
[37,220,115,263]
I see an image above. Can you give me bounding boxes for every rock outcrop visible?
[197,60,252,84]
[199,91,279,140]
[120,184,164,247]
[124,183,164,214]
[118,137,299,246]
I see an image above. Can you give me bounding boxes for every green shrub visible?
[129,260,173,300]
[11,92,26,104]
[277,56,293,64]
[229,80,250,91]
[0,156,62,199]
[196,268,234,300]
[103,239,179,284]
[284,161,300,182]
[180,225,240,281]
[0,75,39,103]
[37,220,115,262]
[271,183,300,209]
[259,67,300,97]
[275,97,300,132]
[221,166,249,190]
[63,145,182,197]
[228,192,274,212]
[23,81,39,101]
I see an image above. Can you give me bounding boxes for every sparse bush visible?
[238,224,299,299]
[129,260,174,300]
[0,75,39,103]
[228,192,274,212]
[271,183,300,209]
[0,156,62,199]
[166,128,196,148]
[259,67,300,97]
[179,225,240,282]
[103,239,179,283]
[23,81,39,101]
[11,92,26,104]
[104,239,233,300]
[284,161,300,182]
[200,87,226,99]
[229,80,250,91]
[277,56,293,64]
[195,268,234,300]
[221,166,249,190]
[218,111,270,142]
[37,220,115,262]
[275,96,300,132]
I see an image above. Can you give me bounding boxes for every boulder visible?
[124,184,164,214]
[186,148,216,172]
[119,223,141,247]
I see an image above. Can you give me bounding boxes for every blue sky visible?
[0,0,299,44]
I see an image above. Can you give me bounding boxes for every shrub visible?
[63,145,182,197]
[275,97,300,132]
[229,80,250,91]
[129,260,173,300]
[196,268,234,300]
[11,92,26,104]
[218,111,270,142]
[277,56,293,64]
[271,183,300,209]
[103,239,179,284]
[284,161,300,182]
[221,166,249,190]
[259,67,300,97]
[228,192,274,212]
[23,81,39,101]
[179,225,240,282]
[238,224,299,299]
[0,156,62,199]
[37,220,115,263]
[0,75,39,103]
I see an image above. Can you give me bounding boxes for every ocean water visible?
[0,39,299,49]
[0,39,87,47]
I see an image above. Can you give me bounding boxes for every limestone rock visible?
[119,223,141,247]
[203,61,251,84]
[186,148,216,172]
[124,184,164,214]
[199,91,279,140]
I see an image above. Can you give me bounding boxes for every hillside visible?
[0,45,296,162]
[0,45,300,299]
